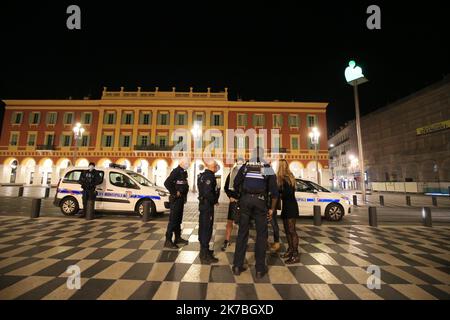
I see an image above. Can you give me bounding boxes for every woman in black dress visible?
[276,159,300,264]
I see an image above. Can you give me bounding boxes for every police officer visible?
[164,158,190,249]
[79,162,102,216]
[232,147,279,278]
[197,160,220,263]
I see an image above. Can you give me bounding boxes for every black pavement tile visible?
[273,284,310,300]
[408,245,442,254]
[89,239,117,248]
[209,265,235,283]
[398,266,446,284]
[328,254,358,266]
[121,263,153,280]
[82,260,116,278]
[324,266,359,284]
[377,244,408,254]
[0,275,26,290]
[266,255,284,266]
[353,244,384,254]
[122,240,144,249]
[122,250,147,263]
[63,238,90,247]
[416,254,450,266]
[121,233,141,240]
[42,230,70,237]
[94,232,116,239]
[418,285,450,300]
[391,254,427,267]
[128,281,161,300]
[250,266,270,284]
[157,250,180,263]
[17,277,67,300]
[0,245,16,254]
[328,237,349,245]
[2,236,35,245]
[324,244,350,253]
[0,257,40,274]
[148,233,164,240]
[69,279,115,300]
[379,268,414,284]
[288,266,326,284]
[302,237,320,244]
[164,263,191,282]
[50,247,85,260]
[177,282,207,300]
[235,284,258,300]
[121,227,139,233]
[35,260,79,277]
[329,284,361,300]
[18,246,55,257]
[84,248,116,260]
[371,285,409,300]
[297,254,320,265]
[361,254,393,266]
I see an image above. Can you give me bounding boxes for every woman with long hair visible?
[276,159,300,264]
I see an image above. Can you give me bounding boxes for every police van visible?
[295,179,351,221]
[54,163,170,216]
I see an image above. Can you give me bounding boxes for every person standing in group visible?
[79,162,102,216]
[232,147,279,278]
[164,158,190,249]
[276,159,300,264]
[197,160,221,263]
[221,158,244,251]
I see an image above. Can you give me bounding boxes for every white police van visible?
[54,163,170,216]
[295,179,351,221]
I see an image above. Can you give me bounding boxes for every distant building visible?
[329,76,450,192]
[0,87,330,188]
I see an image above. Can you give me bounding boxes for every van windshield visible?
[127,171,153,187]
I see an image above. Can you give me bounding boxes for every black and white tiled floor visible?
[0,216,449,300]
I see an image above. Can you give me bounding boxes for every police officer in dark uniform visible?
[164,159,190,249]
[232,147,279,278]
[79,162,102,215]
[197,160,220,263]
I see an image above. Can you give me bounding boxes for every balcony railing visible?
[134,144,176,151]
[37,144,57,150]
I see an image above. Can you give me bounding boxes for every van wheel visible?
[136,199,156,217]
[60,196,79,216]
[325,203,344,221]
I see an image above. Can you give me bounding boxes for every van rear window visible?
[63,170,104,184]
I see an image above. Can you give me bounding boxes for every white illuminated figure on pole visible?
[345,60,365,83]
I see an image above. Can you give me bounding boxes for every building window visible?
[273,114,283,128]
[27,133,36,146]
[10,133,19,146]
[45,134,55,146]
[121,135,131,147]
[104,112,115,125]
[211,114,223,126]
[194,113,204,125]
[63,112,74,125]
[237,114,247,127]
[82,112,92,125]
[291,136,299,150]
[81,135,89,147]
[256,135,265,148]
[176,113,186,125]
[272,135,281,150]
[11,112,23,124]
[140,112,151,125]
[157,135,167,147]
[122,112,133,125]
[62,135,72,147]
[103,135,113,147]
[288,115,299,128]
[29,112,40,125]
[307,114,318,128]
[211,136,221,148]
[157,112,169,125]
[46,112,57,125]
[139,135,149,146]
[253,114,265,127]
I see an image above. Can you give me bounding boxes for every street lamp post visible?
[191,122,202,192]
[309,127,320,184]
[345,60,368,203]
[72,122,85,167]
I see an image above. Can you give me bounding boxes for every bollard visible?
[85,200,95,220]
[313,205,322,226]
[352,195,358,206]
[368,206,378,227]
[432,196,437,207]
[379,195,384,206]
[30,198,41,218]
[406,195,411,206]
[422,207,432,227]
[44,187,50,198]
[142,201,151,222]
[18,186,24,197]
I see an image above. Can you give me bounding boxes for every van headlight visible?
[157,190,168,197]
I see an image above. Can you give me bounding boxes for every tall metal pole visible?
[353,81,366,203]
[315,141,320,184]
[193,159,197,193]
[73,135,78,167]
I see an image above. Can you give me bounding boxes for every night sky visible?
[1,1,449,136]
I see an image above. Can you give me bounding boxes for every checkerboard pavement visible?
[0,215,449,300]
